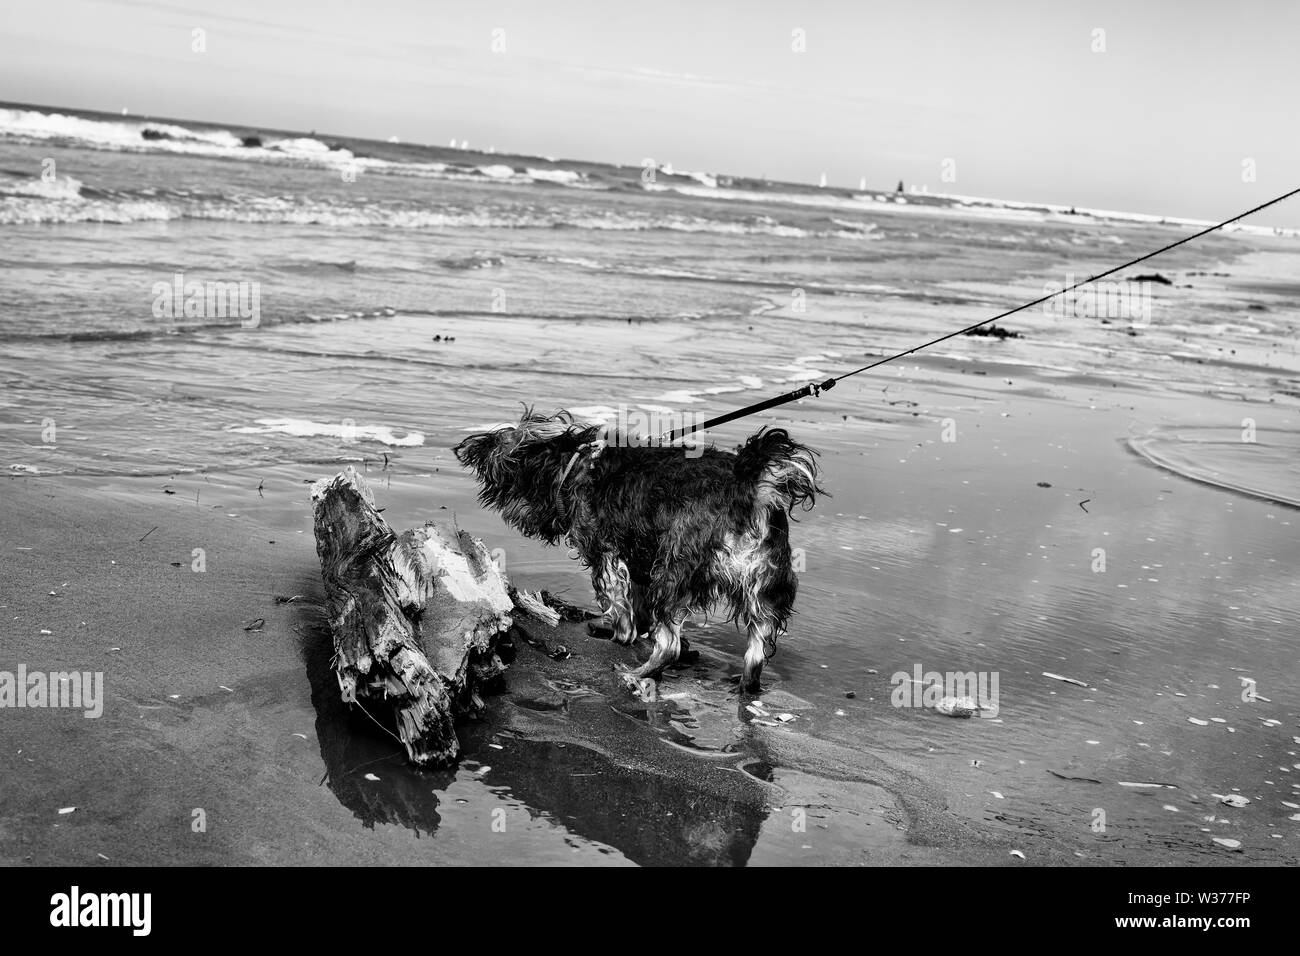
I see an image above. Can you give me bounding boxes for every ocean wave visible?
[642,180,1058,226]
[0,107,359,165]
[0,307,404,343]
[525,167,586,186]
[0,187,886,238]
[0,173,85,199]
[436,252,503,270]
[0,108,606,191]
[228,418,424,447]
[7,107,1295,237]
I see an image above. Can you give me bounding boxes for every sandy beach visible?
[2,103,1299,868]
[0,475,1008,867]
[3,365,1297,867]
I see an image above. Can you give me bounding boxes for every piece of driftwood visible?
[310,466,515,767]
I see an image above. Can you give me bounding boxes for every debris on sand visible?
[1188,717,1210,726]
[312,468,515,767]
[1048,770,1102,784]
[1118,781,1178,789]
[1211,837,1242,850]
[538,591,598,622]
[1132,272,1173,285]
[1010,849,1025,860]
[243,618,266,632]
[57,807,76,815]
[963,324,1023,340]
[1042,672,1087,687]
[363,773,380,781]
[510,588,561,627]
[1215,794,1250,807]
[936,695,980,718]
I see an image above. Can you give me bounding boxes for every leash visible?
[660,187,1300,443]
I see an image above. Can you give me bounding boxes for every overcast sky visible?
[2,0,1296,225]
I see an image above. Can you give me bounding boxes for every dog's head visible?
[453,408,603,541]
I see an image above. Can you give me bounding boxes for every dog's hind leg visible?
[591,553,636,645]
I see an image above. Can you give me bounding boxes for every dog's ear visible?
[453,430,497,471]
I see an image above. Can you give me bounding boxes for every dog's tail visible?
[734,427,826,516]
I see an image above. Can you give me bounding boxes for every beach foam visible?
[228,418,425,447]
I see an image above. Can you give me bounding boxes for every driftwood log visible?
[310,467,517,767]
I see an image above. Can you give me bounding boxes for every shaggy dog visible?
[454,410,823,694]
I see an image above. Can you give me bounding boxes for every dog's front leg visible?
[591,553,636,645]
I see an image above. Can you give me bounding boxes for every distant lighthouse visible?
[819,172,827,188]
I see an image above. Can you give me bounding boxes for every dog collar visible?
[558,450,584,486]
[557,435,608,487]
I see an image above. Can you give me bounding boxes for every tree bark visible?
[310,467,514,767]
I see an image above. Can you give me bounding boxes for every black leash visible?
[661,187,1300,443]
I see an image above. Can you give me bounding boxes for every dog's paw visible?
[617,669,658,701]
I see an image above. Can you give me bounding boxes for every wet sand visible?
[3,380,1296,867]
[0,477,1002,866]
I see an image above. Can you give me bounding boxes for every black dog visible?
[454,410,823,694]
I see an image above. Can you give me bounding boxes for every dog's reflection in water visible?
[317,714,768,864]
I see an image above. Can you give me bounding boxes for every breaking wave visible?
[0,180,884,238]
